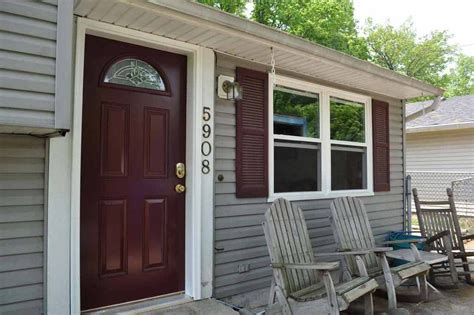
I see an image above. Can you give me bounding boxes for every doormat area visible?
[138,299,238,315]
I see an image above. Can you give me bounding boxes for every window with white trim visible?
[269,75,373,201]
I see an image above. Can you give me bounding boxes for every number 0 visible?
[201,141,212,156]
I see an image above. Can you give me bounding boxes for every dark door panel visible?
[80,35,186,310]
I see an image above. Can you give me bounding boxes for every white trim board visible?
[407,122,474,133]
[47,17,214,314]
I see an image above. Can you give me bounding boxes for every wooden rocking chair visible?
[329,197,431,313]
[263,198,378,315]
[413,187,474,285]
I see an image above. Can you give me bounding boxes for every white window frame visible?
[268,74,373,202]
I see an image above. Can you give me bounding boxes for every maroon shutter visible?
[372,99,390,192]
[235,67,268,198]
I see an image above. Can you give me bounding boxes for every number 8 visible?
[202,160,210,174]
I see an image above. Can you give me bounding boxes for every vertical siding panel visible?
[0,135,45,313]
[213,55,404,298]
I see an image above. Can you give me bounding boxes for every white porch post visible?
[46,135,73,314]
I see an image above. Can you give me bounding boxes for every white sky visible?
[352,0,474,56]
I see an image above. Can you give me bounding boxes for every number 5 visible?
[203,106,211,121]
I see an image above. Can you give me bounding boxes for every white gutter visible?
[406,95,443,122]
[407,121,474,133]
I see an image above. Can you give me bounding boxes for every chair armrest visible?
[271,262,340,271]
[425,231,450,244]
[462,234,474,241]
[365,247,393,253]
[382,238,426,245]
[314,250,370,257]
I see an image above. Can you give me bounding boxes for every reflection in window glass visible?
[274,141,321,192]
[104,58,165,91]
[331,145,366,190]
[273,86,319,138]
[330,97,365,142]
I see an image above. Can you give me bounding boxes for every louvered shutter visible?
[372,99,390,192]
[235,67,268,198]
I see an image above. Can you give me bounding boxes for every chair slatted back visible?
[413,188,464,252]
[263,198,319,296]
[330,197,380,275]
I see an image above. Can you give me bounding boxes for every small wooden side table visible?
[385,249,448,265]
[385,249,448,292]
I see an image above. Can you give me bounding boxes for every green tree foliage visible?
[364,19,456,89]
[196,0,247,17]
[330,101,364,143]
[273,89,320,138]
[252,0,368,59]
[445,54,474,97]
[197,1,471,98]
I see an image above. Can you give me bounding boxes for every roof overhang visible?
[74,0,444,100]
[407,122,474,133]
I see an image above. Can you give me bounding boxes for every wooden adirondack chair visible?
[263,198,378,315]
[329,197,431,313]
[413,187,474,285]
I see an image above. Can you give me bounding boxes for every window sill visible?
[267,190,374,202]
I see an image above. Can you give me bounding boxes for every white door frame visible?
[47,17,214,314]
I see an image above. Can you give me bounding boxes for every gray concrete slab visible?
[368,283,474,315]
[138,298,238,315]
[239,283,474,314]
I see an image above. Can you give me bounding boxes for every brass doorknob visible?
[175,184,186,193]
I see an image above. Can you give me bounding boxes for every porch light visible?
[223,80,242,100]
[217,75,242,100]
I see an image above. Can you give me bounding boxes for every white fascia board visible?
[407,122,474,133]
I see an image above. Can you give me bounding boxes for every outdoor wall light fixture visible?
[217,75,242,100]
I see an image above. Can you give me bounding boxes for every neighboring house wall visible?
[213,55,405,298]
[407,128,474,206]
[0,135,46,314]
[407,129,474,173]
[0,0,58,129]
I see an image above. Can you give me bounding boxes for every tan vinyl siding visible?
[407,129,474,172]
[213,54,405,298]
[0,135,46,314]
[0,0,58,129]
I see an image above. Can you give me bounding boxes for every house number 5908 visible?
[201,106,212,174]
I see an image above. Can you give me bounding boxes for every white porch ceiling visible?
[74,0,443,100]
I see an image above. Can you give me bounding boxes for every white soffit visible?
[74,0,443,100]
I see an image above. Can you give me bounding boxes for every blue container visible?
[386,231,425,266]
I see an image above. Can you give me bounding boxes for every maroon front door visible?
[80,35,187,310]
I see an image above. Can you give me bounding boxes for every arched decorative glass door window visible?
[103,58,166,91]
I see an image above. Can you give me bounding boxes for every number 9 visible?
[203,124,211,138]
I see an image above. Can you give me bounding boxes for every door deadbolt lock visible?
[175,184,186,193]
[176,163,186,179]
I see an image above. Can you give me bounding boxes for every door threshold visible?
[82,292,192,314]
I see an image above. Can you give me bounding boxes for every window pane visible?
[331,145,366,190]
[274,86,320,138]
[330,97,365,142]
[274,141,321,192]
[104,58,165,91]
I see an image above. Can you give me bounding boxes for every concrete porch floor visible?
[137,299,238,315]
[361,283,474,315]
[228,280,474,315]
[95,282,474,314]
